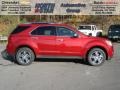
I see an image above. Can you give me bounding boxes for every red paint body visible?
[6,23,114,60]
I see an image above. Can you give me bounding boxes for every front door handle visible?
[57,39,64,42]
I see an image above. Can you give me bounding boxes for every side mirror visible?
[72,33,78,38]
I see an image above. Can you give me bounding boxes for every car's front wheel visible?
[87,48,106,66]
[96,32,102,37]
[16,47,35,65]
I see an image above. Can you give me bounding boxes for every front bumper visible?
[108,36,120,40]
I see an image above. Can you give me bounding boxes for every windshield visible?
[110,25,120,31]
[78,26,91,30]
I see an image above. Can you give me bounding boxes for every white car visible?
[78,25,102,37]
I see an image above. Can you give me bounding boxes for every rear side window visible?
[11,26,30,34]
[31,26,56,36]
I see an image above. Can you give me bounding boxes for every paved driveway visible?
[0,43,120,90]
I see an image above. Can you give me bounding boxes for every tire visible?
[112,39,118,42]
[96,32,102,37]
[89,33,92,36]
[87,48,106,66]
[16,47,35,65]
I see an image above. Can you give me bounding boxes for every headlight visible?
[105,40,112,46]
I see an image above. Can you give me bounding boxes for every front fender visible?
[83,40,108,58]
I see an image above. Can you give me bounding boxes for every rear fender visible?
[15,40,40,56]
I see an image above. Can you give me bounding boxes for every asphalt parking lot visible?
[0,43,120,90]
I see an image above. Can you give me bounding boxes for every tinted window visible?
[78,26,91,30]
[11,26,30,34]
[31,26,56,36]
[110,25,120,31]
[92,26,94,30]
[57,27,75,36]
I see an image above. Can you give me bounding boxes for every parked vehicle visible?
[108,25,120,41]
[78,25,102,37]
[6,22,113,66]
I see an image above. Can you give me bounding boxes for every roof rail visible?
[23,22,62,25]
[31,22,51,24]
[22,22,51,24]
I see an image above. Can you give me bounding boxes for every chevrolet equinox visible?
[6,23,114,66]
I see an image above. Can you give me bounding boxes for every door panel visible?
[56,26,83,57]
[37,36,57,55]
[56,36,83,56]
[31,26,57,55]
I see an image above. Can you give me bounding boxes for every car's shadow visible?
[1,50,89,66]
[35,58,89,65]
[1,50,14,62]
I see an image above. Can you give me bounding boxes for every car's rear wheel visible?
[87,48,106,66]
[16,47,35,65]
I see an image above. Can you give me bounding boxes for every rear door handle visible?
[31,37,38,40]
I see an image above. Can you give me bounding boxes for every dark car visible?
[108,25,120,41]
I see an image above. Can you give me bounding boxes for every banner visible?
[0,0,119,15]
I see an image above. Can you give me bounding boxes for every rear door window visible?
[31,26,56,36]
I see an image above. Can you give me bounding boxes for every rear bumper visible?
[2,49,14,61]
[6,49,14,58]
[6,43,16,57]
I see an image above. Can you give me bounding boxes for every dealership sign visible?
[0,0,119,15]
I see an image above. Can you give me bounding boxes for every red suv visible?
[6,23,114,66]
